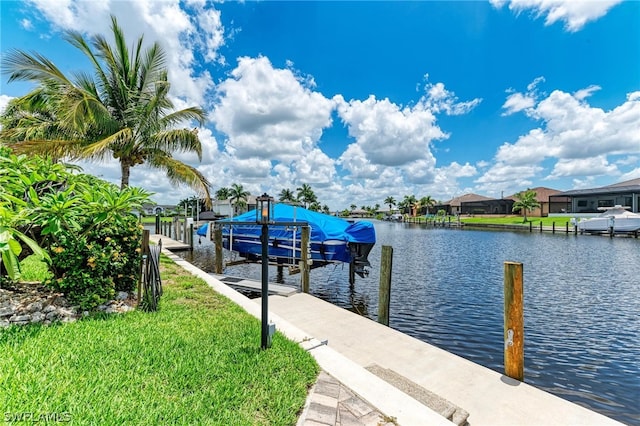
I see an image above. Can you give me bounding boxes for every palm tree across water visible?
[278,188,296,203]
[215,187,232,200]
[296,184,317,209]
[419,196,436,215]
[0,15,211,204]
[512,189,541,222]
[384,196,396,212]
[229,183,250,216]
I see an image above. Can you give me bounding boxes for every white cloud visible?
[618,167,640,182]
[0,95,14,115]
[335,94,444,168]
[547,156,618,179]
[212,56,334,161]
[20,19,34,30]
[420,81,482,116]
[25,0,220,106]
[502,76,544,116]
[491,0,623,32]
[481,85,640,192]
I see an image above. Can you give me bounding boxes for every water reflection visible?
[175,222,640,425]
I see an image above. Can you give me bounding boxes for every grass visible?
[459,216,572,226]
[1,255,318,425]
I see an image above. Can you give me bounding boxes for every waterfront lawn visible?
[460,216,572,226]
[0,256,318,425]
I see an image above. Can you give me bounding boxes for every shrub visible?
[0,152,150,309]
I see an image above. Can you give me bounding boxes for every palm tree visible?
[399,194,417,215]
[296,183,316,208]
[215,187,231,200]
[0,15,211,204]
[229,183,250,215]
[350,204,357,211]
[278,188,296,203]
[384,196,396,212]
[419,196,436,215]
[512,189,541,223]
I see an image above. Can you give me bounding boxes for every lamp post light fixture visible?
[256,193,274,349]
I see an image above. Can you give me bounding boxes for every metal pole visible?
[261,224,270,349]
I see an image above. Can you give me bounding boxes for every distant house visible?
[508,187,564,217]
[209,195,259,218]
[436,193,494,215]
[140,203,178,215]
[549,178,640,214]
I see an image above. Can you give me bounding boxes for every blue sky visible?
[1,0,639,209]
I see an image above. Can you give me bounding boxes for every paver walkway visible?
[298,371,396,426]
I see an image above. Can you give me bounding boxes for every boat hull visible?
[578,217,640,233]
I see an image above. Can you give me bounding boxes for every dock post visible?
[552,222,555,234]
[173,217,179,241]
[529,221,532,233]
[539,221,543,233]
[378,245,393,326]
[183,216,188,243]
[214,226,223,274]
[504,261,524,381]
[189,224,194,250]
[155,214,160,234]
[301,226,310,293]
[565,222,569,234]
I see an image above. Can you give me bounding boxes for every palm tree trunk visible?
[120,160,130,189]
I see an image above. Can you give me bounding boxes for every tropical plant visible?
[399,194,417,215]
[0,206,49,282]
[350,204,357,211]
[215,187,231,200]
[384,196,396,211]
[512,189,541,223]
[418,196,436,215]
[0,151,149,308]
[278,188,296,203]
[296,184,317,209]
[229,183,250,215]
[1,15,211,205]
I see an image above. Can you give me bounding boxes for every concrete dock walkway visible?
[161,249,623,426]
[267,293,623,426]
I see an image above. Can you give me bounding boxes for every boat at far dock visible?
[576,205,640,233]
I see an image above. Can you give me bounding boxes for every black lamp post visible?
[256,193,273,349]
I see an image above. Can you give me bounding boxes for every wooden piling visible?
[378,245,393,326]
[214,226,223,274]
[504,261,524,381]
[183,217,188,243]
[155,214,160,234]
[189,224,194,250]
[552,222,555,234]
[301,226,310,293]
[529,221,532,232]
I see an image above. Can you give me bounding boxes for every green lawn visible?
[459,216,572,226]
[1,256,318,425]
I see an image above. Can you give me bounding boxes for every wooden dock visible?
[210,274,298,297]
[148,234,190,251]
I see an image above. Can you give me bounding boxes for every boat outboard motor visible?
[349,242,374,278]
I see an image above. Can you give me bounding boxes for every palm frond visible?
[150,128,203,160]
[160,106,207,127]
[2,49,73,86]
[82,128,133,161]
[149,154,211,206]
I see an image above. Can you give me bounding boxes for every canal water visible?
[180,222,640,425]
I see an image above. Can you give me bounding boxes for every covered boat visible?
[577,206,640,233]
[197,204,376,276]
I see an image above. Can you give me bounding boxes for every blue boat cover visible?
[197,204,376,245]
